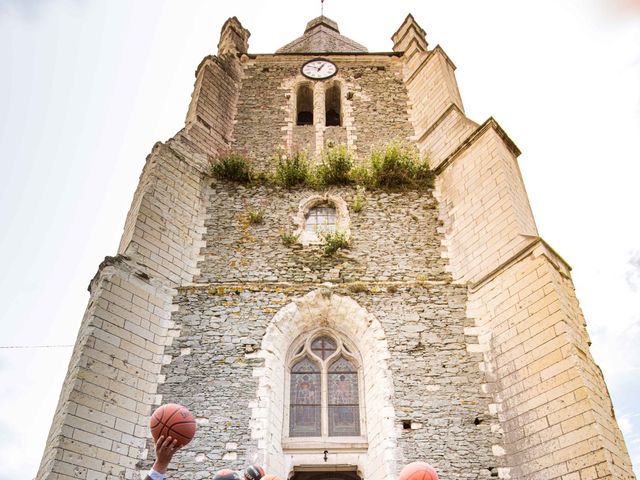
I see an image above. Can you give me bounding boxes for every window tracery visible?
[288,331,363,438]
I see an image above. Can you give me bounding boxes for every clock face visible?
[301,59,338,80]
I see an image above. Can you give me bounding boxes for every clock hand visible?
[317,64,325,72]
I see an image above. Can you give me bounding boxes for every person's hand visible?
[153,435,180,473]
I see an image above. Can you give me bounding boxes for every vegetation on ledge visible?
[208,141,433,191]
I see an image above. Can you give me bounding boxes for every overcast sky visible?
[0,1,639,479]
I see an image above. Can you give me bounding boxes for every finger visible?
[171,438,180,450]
[157,435,165,446]
[162,436,174,449]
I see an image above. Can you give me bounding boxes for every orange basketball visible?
[149,403,197,447]
[398,462,439,480]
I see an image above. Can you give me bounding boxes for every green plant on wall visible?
[369,140,433,189]
[209,142,434,192]
[246,208,264,225]
[210,151,253,183]
[317,143,354,186]
[274,150,310,188]
[279,229,299,246]
[319,230,350,256]
[351,185,366,213]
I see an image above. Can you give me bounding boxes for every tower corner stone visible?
[218,16,250,56]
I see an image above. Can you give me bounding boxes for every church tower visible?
[37,15,635,480]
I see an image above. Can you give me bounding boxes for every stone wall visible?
[393,12,636,475]
[149,180,500,480]
[36,257,176,480]
[37,138,210,480]
[231,55,414,168]
[403,47,464,149]
[157,283,498,480]
[184,55,243,157]
[346,60,414,159]
[427,77,635,480]
[436,121,538,285]
[194,183,446,284]
[118,140,208,283]
[467,242,635,479]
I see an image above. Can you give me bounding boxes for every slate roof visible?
[276,16,368,54]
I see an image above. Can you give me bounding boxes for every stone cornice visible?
[403,37,428,64]
[416,103,463,145]
[405,45,457,86]
[250,51,403,58]
[470,236,572,293]
[194,54,241,80]
[434,117,521,176]
[178,279,455,294]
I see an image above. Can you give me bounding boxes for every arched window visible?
[325,83,341,127]
[293,195,350,246]
[297,84,314,126]
[288,332,362,438]
[305,204,336,234]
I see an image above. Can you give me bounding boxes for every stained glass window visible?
[289,335,362,438]
[305,205,336,233]
[290,357,321,437]
[328,357,360,436]
[311,336,337,359]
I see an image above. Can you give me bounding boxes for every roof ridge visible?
[277,17,368,54]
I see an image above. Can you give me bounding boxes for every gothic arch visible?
[249,289,398,480]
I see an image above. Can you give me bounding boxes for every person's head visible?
[213,470,242,480]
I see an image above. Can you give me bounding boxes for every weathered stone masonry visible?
[153,183,499,480]
[232,55,414,168]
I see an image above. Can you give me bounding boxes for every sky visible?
[0,0,639,478]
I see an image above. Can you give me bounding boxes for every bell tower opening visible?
[325,83,341,126]
[297,83,314,125]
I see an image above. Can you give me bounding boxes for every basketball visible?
[213,469,242,480]
[149,403,197,447]
[398,462,439,480]
[244,465,266,480]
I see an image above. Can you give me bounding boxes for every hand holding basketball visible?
[150,403,197,447]
[399,462,439,480]
[152,435,180,473]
